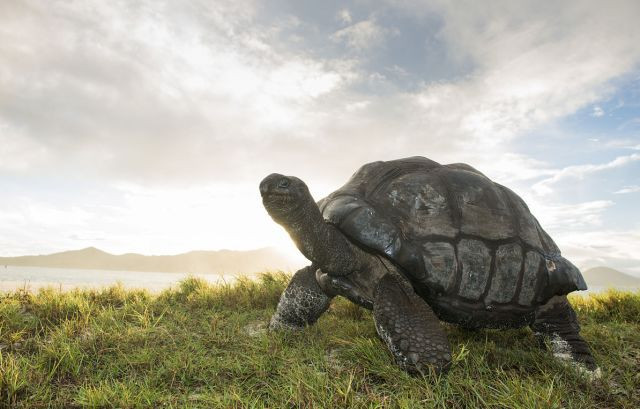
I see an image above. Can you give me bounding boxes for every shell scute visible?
[518,252,543,306]
[381,173,457,239]
[343,204,401,259]
[439,169,516,240]
[486,243,523,304]
[457,239,491,301]
[421,242,457,293]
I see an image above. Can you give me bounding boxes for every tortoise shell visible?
[318,157,586,319]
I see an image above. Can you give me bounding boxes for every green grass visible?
[1,274,639,408]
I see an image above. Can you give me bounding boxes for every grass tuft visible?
[0,275,638,408]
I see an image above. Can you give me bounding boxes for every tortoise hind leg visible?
[373,273,452,375]
[269,265,333,330]
[531,295,600,377]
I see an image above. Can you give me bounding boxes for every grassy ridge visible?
[1,274,639,408]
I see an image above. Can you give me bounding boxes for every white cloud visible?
[596,139,640,149]
[0,0,355,183]
[614,185,640,194]
[591,106,604,117]
[617,117,640,130]
[555,230,640,276]
[331,17,395,51]
[0,181,305,261]
[525,199,640,276]
[380,0,640,151]
[465,153,555,185]
[337,9,352,24]
[533,200,614,231]
[345,100,371,112]
[0,123,47,172]
[532,153,640,196]
[2,0,640,187]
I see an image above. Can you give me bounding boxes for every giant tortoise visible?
[259,156,597,376]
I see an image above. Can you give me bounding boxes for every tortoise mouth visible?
[261,191,290,201]
[261,191,296,214]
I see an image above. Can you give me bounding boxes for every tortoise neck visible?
[285,199,364,276]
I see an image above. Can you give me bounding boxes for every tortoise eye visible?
[277,178,290,188]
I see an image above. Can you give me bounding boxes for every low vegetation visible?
[1,274,639,408]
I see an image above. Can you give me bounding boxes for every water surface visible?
[0,265,255,292]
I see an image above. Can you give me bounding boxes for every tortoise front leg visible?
[269,265,333,330]
[373,273,452,375]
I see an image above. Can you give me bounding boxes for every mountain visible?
[0,247,303,274]
[581,266,640,289]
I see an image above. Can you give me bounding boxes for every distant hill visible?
[0,247,303,274]
[582,266,640,289]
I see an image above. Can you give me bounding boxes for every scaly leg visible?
[531,295,600,377]
[269,265,333,330]
[373,273,452,375]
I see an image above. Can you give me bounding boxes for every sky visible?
[1,0,639,275]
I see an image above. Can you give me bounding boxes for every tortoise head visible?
[260,173,314,225]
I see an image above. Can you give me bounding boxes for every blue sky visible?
[1,0,639,275]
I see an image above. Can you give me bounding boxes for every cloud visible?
[337,9,352,24]
[0,0,355,183]
[2,0,640,188]
[614,185,640,194]
[532,153,640,196]
[533,200,614,230]
[555,229,640,276]
[331,17,396,51]
[0,123,48,172]
[617,117,640,130]
[0,180,304,258]
[597,139,640,149]
[382,0,640,149]
[0,194,103,256]
[591,106,604,117]
[462,153,556,186]
[525,199,640,276]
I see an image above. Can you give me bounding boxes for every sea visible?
[0,265,256,292]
